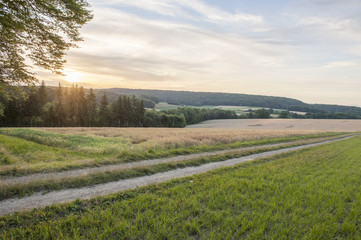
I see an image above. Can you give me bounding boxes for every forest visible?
[0,83,239,128]
[106,88,361,117]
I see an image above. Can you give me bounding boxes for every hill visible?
[102,88,361,116]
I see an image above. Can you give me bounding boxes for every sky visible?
[38,0,361,106]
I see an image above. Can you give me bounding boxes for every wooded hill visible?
[102,88,361,116]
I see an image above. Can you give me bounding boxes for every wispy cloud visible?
[73,7,285,79]
[96,0,263,25]
[41,0,361,106]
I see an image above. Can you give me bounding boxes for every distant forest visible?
[104,88,361,118]
[0,83,238,127]
[2,84,361,128]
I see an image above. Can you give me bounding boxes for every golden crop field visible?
[0,127,330,176]
[187,119,361,132]
[38,127,321,148]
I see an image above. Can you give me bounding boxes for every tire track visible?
[0,136,352,216]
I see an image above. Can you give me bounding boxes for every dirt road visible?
[0,136,351,216]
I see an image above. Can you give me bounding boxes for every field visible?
[187,119,361,132]
[1,128,346,201]
[1,134,361,239]
[154,102,295,116]
[0,127,329,175]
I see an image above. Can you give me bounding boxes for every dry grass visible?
[38,127,320,149]
[0,128,334,176]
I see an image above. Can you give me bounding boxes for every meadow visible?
[1,135,360,239]
[0,128,334,176]
[1,128,345,201]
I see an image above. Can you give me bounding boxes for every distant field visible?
[187,119,361,132]
[154,103,289,116]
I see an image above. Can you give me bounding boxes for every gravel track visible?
[1,136,343,185]
[0,136,351,216]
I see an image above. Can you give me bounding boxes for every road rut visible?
[0,136,351,216]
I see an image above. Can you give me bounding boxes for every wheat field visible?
[38,127,321,148]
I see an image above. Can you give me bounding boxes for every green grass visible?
[1,136,361,239]
[0,135,341,201]
[0,128,344,176]
[0,128,129,155]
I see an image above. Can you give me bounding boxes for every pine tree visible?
[24,85,40,127]
[114,96,123,127]
[138,99,145,126]
[38,80,48,107]
[68,84,79,126]
[55,83,65,126]
[86,88,97,127]
[78,86,87,126]
[98,94,110,126]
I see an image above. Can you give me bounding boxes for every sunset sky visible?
[39,0,361,107]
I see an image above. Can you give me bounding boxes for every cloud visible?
[75,8,285,74]
[94,0,263,25]
[39,0,361,106]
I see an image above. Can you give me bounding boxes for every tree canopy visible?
[0,0,92,84]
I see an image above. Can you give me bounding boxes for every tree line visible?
[0,83,240,128]
[243,108,361,119]
[107,88,361,117]
[0,82,145,127]
[144,107,238,128]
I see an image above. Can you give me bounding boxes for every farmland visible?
[154,102,287,116]
[1,134,360,239]
[188,119,361,132]
[0,127,331,175]
[1,128,347,200]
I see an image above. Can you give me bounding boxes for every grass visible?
[0,128,341,176]
[1,136,361,239]
[0,135,345,201]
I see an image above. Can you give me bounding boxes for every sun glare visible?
[64,69,81,83]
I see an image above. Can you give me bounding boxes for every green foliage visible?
[164,107,237,125]
[141,98,156,108]
[144,111,187,128]
[0,0,92,84]
[278,110,291,118]
[140,95,160,104]
[106,88,361,118]
[0,84,146,127]
[252,108,270,118]
[143,106,238,127]
[1,136,361,239]
[0,103,4,118]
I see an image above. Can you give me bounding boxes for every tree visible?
[0,0,92,84]
[253,108,270,119]
[77,86,87,126]
[98,94,110,127]
[55,83,65,126]
[279,111,290,119]
[37,80,48,107]
[86,88,97,127]
[23,85,40,126]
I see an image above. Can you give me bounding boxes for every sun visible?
[64,69,81,83]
